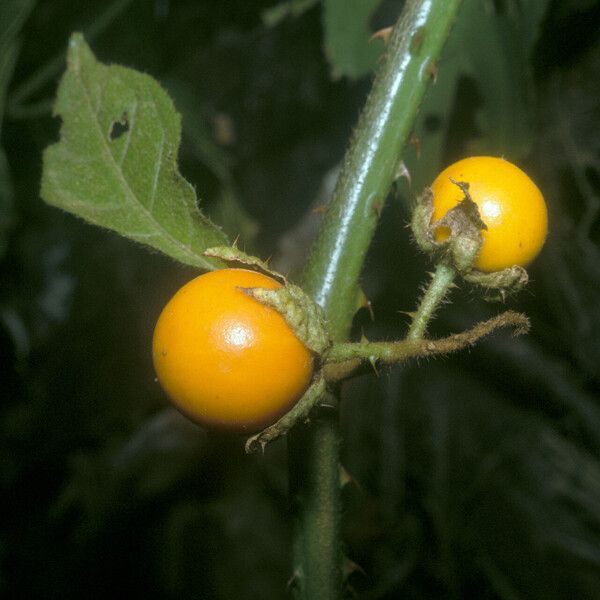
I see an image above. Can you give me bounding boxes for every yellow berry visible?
[152,269,314,431]
[430,156,548,272]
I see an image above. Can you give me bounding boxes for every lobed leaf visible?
[41,34,228,270]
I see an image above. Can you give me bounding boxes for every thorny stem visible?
[324,310,530,383]
[287,1,464,599]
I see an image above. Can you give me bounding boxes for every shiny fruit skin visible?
[152,268,313,432]
[430,156,548,272]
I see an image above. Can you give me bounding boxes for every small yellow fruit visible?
[430,156,548,272]
[152,269,314,431]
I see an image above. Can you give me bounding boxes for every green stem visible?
[407,262,456,340]
[289,1,463,598]
[288,409,341,599]
[325,310,529,370]
[302,0,463,336]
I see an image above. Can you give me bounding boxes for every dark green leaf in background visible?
[3,1,600,598]
[41,33,228,271]
[0,0,37,258]
[462,0,550,157]
[404,0,551,193]
[6,0,137,121]
[0,150,13,259]
[262,0,320,27]
[169,82,259,245]
[322,0,384,79]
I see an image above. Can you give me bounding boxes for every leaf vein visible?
[118,100,138,167]
[147,131,164,213]
[75,60,209,265]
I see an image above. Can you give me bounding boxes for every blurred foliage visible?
[404,0,551,194]
[1,0,600,598]
[262,0,320,27]
[322,0,384,79]
[0,0,36,259]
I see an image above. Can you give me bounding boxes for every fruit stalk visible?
[288,1,464,598]
[324,310,529,370]
[407,263,456,340]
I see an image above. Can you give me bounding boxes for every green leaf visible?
[0,0,37,129]
[322,0,384,79]
[403,0,551,194]
[41,34,228,270]
[0,40,19,258]
[0,148,14,258]
[0,0,37,258]
[262,0,319,27]
[460,0,551,158]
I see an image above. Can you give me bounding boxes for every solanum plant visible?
[40,2,548,598]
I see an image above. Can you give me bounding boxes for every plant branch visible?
[302,0,464,339]
[408,262,456,340]
[288,1,464,599]
[324,310,530,383]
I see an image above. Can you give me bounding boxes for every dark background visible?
[1,0,600,598]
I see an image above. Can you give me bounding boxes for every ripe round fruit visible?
[430,156,548,272]
[152,268,314,431]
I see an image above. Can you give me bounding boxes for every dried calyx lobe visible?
[411,181,529,298]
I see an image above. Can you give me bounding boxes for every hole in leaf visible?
[109,115,129,140]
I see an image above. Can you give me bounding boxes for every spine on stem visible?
[289,2,464,598]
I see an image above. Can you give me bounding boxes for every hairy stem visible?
[325,310,530,377]
[288,1,464,598]
[408,262,456,340]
